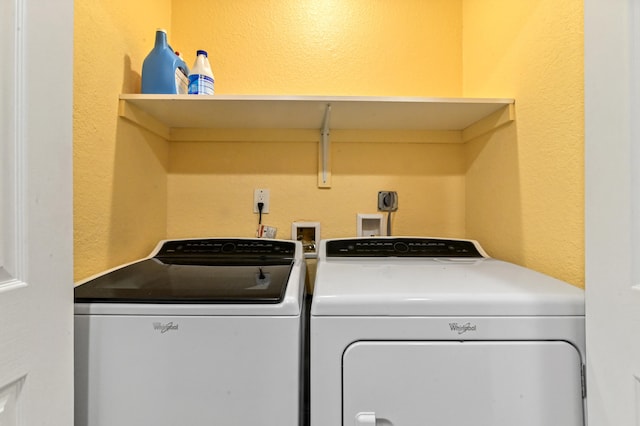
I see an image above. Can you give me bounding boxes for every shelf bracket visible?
[318,104,332,188]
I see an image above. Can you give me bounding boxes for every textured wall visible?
[167,142,466,239]
[166,1,467,272]
[463,0,584,286]
[171,0,462,97]
[74,0,584,289]
[74,0,172,280]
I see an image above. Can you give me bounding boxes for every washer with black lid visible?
[74,238,306,426]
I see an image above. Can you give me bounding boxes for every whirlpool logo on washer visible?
[448,322,477,334]
[153,321,179,334]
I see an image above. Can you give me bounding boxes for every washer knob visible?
[222,242,236,253]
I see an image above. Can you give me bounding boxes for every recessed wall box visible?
[357,213,384,237]
[291,222,320,258]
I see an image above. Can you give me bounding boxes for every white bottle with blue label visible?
[188,50,215,95]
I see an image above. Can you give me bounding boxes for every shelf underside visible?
[119,94,515,143]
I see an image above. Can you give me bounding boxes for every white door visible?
[585,0,640,425]
[343,341,584,426]
[0,0,73,424]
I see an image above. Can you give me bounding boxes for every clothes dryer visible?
[310,237,585,426]
[75,238,306,426]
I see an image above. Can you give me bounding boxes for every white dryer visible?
[310,237,585,426]
[75,238,306,426]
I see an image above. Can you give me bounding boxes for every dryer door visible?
[343,341,584,426]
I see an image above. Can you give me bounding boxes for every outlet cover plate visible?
[253,188,270,213]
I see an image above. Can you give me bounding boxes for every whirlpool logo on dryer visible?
[449,322,477,334]
[153,321,179,334]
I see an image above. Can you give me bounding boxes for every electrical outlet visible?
[253,188,270,213]
[378,191,398,212]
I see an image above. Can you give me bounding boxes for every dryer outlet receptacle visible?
[378,191,398,212]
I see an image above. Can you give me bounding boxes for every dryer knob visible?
[394,241,409,253]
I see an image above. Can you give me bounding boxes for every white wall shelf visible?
[118,94,515,187]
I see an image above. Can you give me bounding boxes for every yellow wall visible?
[74,0,584,289]
[166,0,466,243]
[167,1,465,291]
[168,142,466,239]
[74,0,172,280]
[463,0,584,286]
[171,0,462,97]
[74,0,466,281]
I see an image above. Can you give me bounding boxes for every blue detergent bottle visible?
[141,29,189,94]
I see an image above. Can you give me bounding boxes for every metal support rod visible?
[321,104,332,185]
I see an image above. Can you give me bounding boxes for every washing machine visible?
[310,237,585,426]
[74,238,306,426]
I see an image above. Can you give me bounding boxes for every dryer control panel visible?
[326,238,484,257]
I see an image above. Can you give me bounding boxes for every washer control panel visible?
[157,239,296,257]
[326,238,484,258]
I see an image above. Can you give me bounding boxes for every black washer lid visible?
[74,239,297,304]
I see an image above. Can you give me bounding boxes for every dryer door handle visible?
[355,412,376,426]
[355,412,394,426]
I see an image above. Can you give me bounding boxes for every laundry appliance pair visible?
[74,236,585,426]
